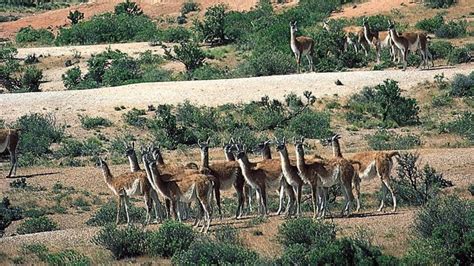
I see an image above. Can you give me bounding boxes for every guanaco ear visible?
[206,137,210,145]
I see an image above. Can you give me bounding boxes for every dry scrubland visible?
[0,0,473,265]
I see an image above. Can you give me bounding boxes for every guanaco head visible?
[124,141,135,157]
[290,21,298,33]
[325,134,341,145]
[233,143,247,160]
[294,136,305,154]
[255,140,271,153]
[198,137,210,153]
[362,17,369,28]
[322,19,330,31]
[274,137,287,152]
[151,145,163,162]
[223,138,235,153]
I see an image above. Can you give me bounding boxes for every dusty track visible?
[0,64,472,125]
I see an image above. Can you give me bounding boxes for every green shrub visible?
[444,112,473,141]
[22,244,91,265]
[138,50,164,65]
[141,66,172,83]
[15,26,54,45]
[164,41,207,72]
[9,177,28,189]
[346,80,420,127]
[123,108,147,128]
[238,49,296,76]
[19,66,43,92]
[15,113,64,157]
[469,184,474,196]
[415,13,444,33]
[93,224,146,260]
[181,1,199,14]
[429,41,453,59]
[102,57,140,87]
[194,4,227,45]
[160,26,192,43]
[172,237,259,265]
[17,216,58,235]
[114,0,143,16]
[189,64,228,80]
[352,14,392,32]
[278,218,336,248]
[86,200,146,226]
[405,196,473,265]
[68,10,84,25]
[431,93,453,107]
[366,130,421,151]
[450,73,474,97]
[384,153,453,206]
[79,115,112,129]
[56,13,157,45]
[0,197,23,236]
[56,137,103,158]
[447,47,471,65]
[146,220,195,258]
[287,110,331,139]
[424,0,457,8]
[214,225,240,244]
[435,20,467,38]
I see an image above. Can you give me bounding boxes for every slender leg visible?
[144,194,152,225]
[353,174,361,213]
[116,197,122,225]
[261,186,268,217]
[382,178,397,212]
[214,182,222,220]
[234,181,244,219]
[277,184,285,215]
[311,185,318,219]
[296,185,302,216]
[123,196,131,225]
[7,149,17,178]
[150,190,161,223]
[378,183,387,212]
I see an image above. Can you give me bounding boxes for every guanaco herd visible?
[292,18,433,72]
[96,134,399,233]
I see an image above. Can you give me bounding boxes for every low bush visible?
[382,152,453,206]
[56,13,158,45]
[172,237,259,265]
[160,27,192,43]
[429,41,453,60]
[424,0,457,8]
[146,220,195,258]
[189,64,228,80]
[415,13,444,33]
[14,113,64,158]
[9,177,28,189]
[405,196,473,265]
[431,93,453,107]
[469,184,474,196]
[15,26,54,45]
[181,1,199,15]
[366,130,421,151]
[0,197,23,236]
[17,216,58,235]
[86,200,146,226]
[443,112,473,141]
[447,47,471,65]
[93,224,146,260]
[67,10,84,25]
[22,244,91,265]
[114,0,143,16]
[193,4,227,45]
[435,20,467,38]
[287,110,331,139]
[122,108,148,128]
[278,218,336,248]
[163,41,207,72]
[19,66,43,92]
[450,72,474,97]
[345,80,420,127]
[79,115,112,129]
[56,137,103,158]
[238,49,296,76]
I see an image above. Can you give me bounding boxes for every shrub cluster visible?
[382,152,454,206]
[79,115,112,129]
[435,20,468,39]
[366,130,421,151]
[181,1,199,15]
[146,220,195,258]
[404,196,473,265]
[86,200,146,226]
[345,80,420,128]
[443,112,473,142]
[62,49,171,90]
[415,13,444,33]
[450,72,474,97]
[0,197,23,237]
[22,244,91,265]
[92,224,147,259]
[17,216,58,235]
[276,218,396,265]
[56,137,103,158]
[15,26,54,45]
[423,0,457,8]
[123,92,328,149]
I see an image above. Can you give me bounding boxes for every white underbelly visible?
[180,183,196,203]
[360,161,377,180]
[125,179,143,196]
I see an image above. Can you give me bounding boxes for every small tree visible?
[375,79,419,126]
[114,0,143,16]
[163,42,206,72]
[67,10,84,25]
[194,4,227,45]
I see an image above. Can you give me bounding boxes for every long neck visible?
[290,28,297,45]
[390,28,402,42]
[101,162,113,184]
[364,24,372,43]
[200,150,209,168]
[278,148,292,171]
[262,146,272,160]
[127,151,141,172]
[149,163,167,194]
[332,140,343,158]
[295,149,307,172]
[237,155,252,178]
[224,150,235,161]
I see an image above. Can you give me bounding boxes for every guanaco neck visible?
[278,147,292,171]
[153,150,165,165]
[290,27,297,47]
[389,28,403,44]
[295,148,307,172]
[332,140,343,158]
[100,161,114,184]
[237,154,253,178]
[262,145,272,160]
[127,150,141,172]
[200,148,209,169]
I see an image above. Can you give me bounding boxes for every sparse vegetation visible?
[443,112,474,142]
[0,197,23,237]
[79,115,112,129]
[424,0,457,9]
[366,130,421,150]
